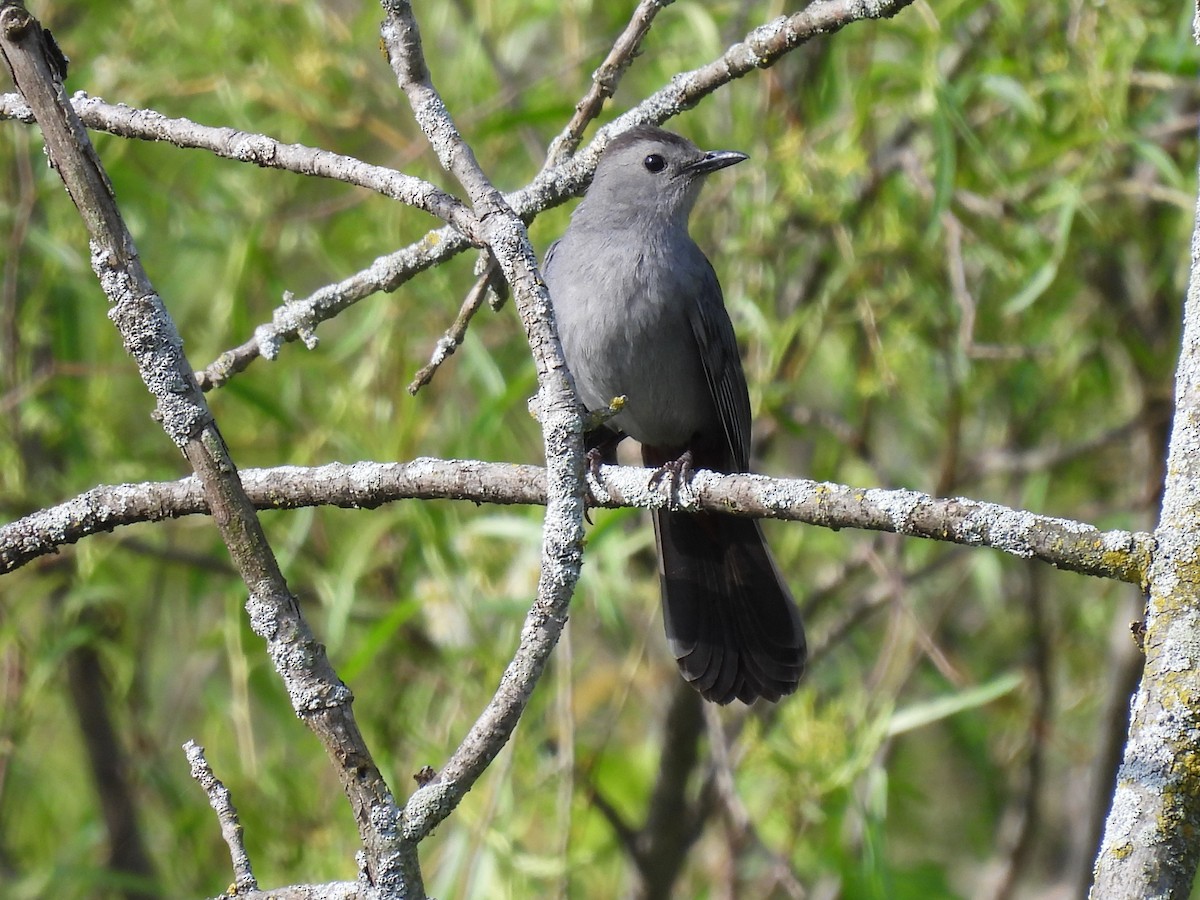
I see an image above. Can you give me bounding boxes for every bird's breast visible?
[550,240,717,450]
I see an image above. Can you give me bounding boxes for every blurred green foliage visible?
[0,0,1195,897]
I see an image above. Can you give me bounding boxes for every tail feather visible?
[652,509,806,704]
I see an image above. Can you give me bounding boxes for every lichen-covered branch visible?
[183,741,258,895]
[379,0,587,855]
[0,90,480,239]
[0,460,1152,586]
[0,3,414,893]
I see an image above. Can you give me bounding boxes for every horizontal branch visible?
[217,885,357,900]
[0,459,1152,584]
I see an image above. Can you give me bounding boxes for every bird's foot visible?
[648,450,695,507]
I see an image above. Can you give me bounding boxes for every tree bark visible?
[1089,132,1200,898]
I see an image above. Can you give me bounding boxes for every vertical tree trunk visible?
[1089,152,1200,897]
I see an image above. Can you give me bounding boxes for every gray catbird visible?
[543,125,807,704]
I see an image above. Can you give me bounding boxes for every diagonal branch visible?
[406,262,499,394]
[183,741,258,895]
[0,90,481,239]
[543,0,674,169]
[380,0,587,856]
[63,0,914,393]
[0,3,416,893]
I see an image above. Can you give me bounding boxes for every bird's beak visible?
[684,149,748,176]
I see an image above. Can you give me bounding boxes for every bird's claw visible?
[648,450,695,506]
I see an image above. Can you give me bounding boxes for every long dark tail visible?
[652,508,806,704]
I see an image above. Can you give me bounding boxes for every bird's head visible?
[577,125,747,227]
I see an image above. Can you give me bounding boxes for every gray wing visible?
[542,239,559,275]
[688,258,752,472]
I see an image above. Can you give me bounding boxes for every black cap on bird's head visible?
[578,125,748,225]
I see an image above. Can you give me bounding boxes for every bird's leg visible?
[582,425,626,523]
[584,426,625,476]
[579,446,610,525]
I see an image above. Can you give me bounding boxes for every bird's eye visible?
[643,153,666,173]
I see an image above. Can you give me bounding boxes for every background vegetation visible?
[1,0,1196,897]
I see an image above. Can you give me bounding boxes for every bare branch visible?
[543,0,674,168]
[0,90,480,239]
[196,233,475,390]
[0,6,414,893]
[406,256,499,394]
[209,886,358,900]
[1,460,1152,585]
[380,0,588,852]
[184,741,258,896]
[190,0,916,390]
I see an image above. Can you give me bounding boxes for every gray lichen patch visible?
[865,487,924,532]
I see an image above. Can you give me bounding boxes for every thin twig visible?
[805,552,961,670]
[543,0,674,169]
[964,410,1163,479]
[406,256,499,394]
[704,704,806,899]
[183,741,258,895]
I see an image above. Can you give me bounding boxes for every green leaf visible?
[1004,184,1080,314]
[887,672,1025,737]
